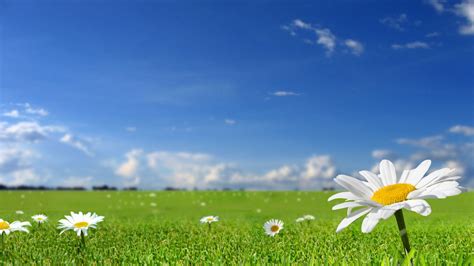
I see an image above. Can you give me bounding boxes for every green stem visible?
[394,209,411,254]
[80,231,86,249]
[208,223,211,231]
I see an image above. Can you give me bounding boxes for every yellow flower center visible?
[207,217,213,221]
[0,221,10,230]
[74,221,89,228]
[270,225,279,232]
[37,218,43,221]
[371,183,416,205]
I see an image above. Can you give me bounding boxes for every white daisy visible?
[303,215,315,221]
[32,214,48,224]
[15,210,24,215]
[58,212,104,236]
[329,159,463,233]
[263,219,284,237]
[200,216,219,224]
[295,217,305,223]
[0,219,31,235]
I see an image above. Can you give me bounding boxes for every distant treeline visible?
[0,184,336,191]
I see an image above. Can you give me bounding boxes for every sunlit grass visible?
[0,191,472,264]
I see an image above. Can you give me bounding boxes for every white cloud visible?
[61,176,93,187]
[391,41,430,49]
[449,125,474,136]
[344,39,364,55]
[427,0,446,12]
[0,147,43,186]
[315,28,336,55]
[0,121,64,143]
[271,91,300,97]
[3,110,20,118]
[380,14,408,31]
[396,135,443,148]
[224,119,236,125]
[115,149,143,186]
[283,19,361,56]
[455,0,474,35]
[60,134,93,156]
[371,149,396,160]
[126,126,137,132]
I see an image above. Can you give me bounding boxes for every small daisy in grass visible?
[32,214,48,225]
[329,159,463,254]
[263,219,283,237]
[303,215,315,221]
[295,217,305,223]
[58,212,104,248]
[200,216,218,230]
[15,210,24,215]
[0,219,31,235]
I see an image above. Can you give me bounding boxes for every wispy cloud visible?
[60,134,94,156]
[426,31,440,37]
[380,14,408,31]
[391,41,430,49]
[224,119,236,125]
[2,110,20,118]
[271,91,301,97]
[450,125,474,136]
[344,39,364,56]
[282,19,363,56]
[126,126,137,132]
[426,0,446,12]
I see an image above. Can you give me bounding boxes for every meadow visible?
[0,190,472,264]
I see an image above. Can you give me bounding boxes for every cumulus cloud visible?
[115,149,339,190]
[391,41,430,49]
[60,134,94,156]
[0,147,43,186]
[449,125,474,136]
[283,19,362,56]
[455,0,474,35]
[371,149,396,160]
[380,14,408,31]
[0,121,64,143]
[115,149,143,186]
[344,39,364,55]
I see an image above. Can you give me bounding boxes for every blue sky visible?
[0,0,473,189]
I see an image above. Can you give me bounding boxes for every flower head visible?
[263,219,284,236]
[200,216,219,224]
[295,217,305,223]
[303,215,315,220]
[15,210,24,215]
[32,214,48,224]
[329,159,463,233]
[58,212,104,236]
[0,219,31,235]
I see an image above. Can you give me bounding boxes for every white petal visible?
[379,160,397,185]
[361,215,380,233]
[398,170,409,183]
[359,170,383,189]
[404,199,431,216]
[405,160,431,185]
[336,207,372,233]
[415,168,454,188]
[332,201,366,210]
[328,192,360,201]
[334,175,373,199]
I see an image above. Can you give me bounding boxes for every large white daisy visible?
[329,159,463,233]
[263,219,284,237]
[0,219,31,235]
[58,212,104,236]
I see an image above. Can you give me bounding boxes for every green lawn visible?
[0,191,472,264]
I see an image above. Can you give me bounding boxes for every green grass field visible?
[0,191,472,264]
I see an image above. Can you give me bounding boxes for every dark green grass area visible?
[0,191,472,264]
